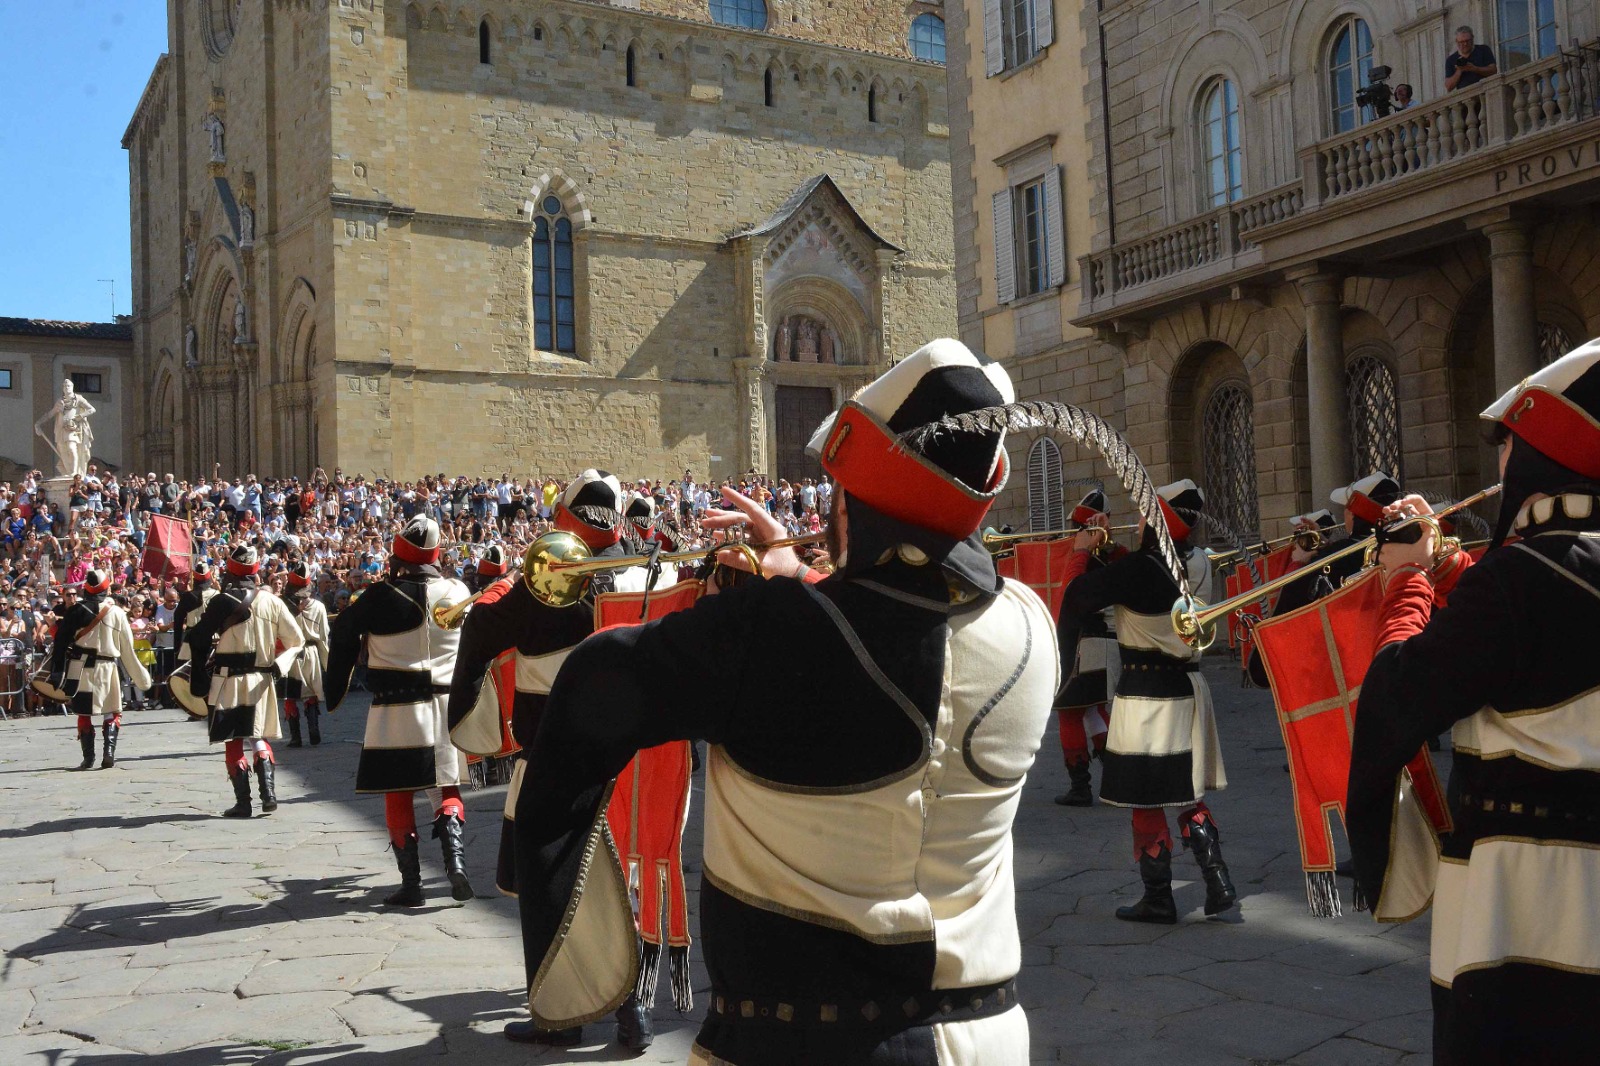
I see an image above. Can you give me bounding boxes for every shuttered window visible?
[983,0,1054,76]
[1027,438,1065,531]
[996,165,1066,302]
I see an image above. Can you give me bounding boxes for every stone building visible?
[0,318,135,481]
[122,0,955,482]
[955,0,1600,539]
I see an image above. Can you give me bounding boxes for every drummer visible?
[46,569,151,770]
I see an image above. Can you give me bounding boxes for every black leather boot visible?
[504,1021,583,1046]
[1182,813,1238,916]
[255,757,278,815]
[385,834,425,907]
[432,813,475,902]
[223,767,253,818]
[306,702,322,745]
[100,721,120,769]
[1054,760,1094,807]
[285,706,303,748]
[76,730,96,771]
[615,993,653,1052]
[1115,844,1177,924]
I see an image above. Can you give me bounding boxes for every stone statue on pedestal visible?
[34,378,96,478]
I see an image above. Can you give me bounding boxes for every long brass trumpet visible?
[523,529,829,609]
[1205,528,1324,567]
[1171,485,1502,650]
[433,588,490,630]
[982,524,1138,551]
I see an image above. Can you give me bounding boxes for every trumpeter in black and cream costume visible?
[1245,474,1403,689]
[174,560,219,666]
[326,516,474,907]
[1347,339,1600,1065]
[1052,489,1125,807]
[278,562,329,748]
[508,340,1059,1066]
[184,545,304,818]
[1057,480,1237,923]
[446,469,664,1052]
[48,569,152,770]
[465,543,510,595]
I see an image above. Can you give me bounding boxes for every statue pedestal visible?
[38,475,77,514]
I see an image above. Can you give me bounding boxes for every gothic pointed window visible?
[533,196,576,354]
[1539,321,1573,366]
[479,19,492,64]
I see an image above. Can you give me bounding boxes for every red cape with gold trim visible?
[1253,568,1451,916]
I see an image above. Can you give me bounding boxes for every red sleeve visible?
[800,567,827,586]
[1429,548,1474,606]
[1059,548,1093,589]
[1374,568,1434,650]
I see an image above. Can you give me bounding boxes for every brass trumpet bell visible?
[521,530,596,609]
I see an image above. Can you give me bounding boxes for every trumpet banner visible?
[593,579,704,1011]
[1227,546,1294,664]
[464,648,519,765]
[139,515,193,580]
[1252,569,1450,916]
[1000,539,1076,622]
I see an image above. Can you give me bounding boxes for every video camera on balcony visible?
[1355,65,1394,119]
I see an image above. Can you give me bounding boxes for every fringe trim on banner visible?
[669,944,693,1013]
[634,941,661,1009]
[1305,870,1343,918]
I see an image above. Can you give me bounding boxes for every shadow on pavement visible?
[0,812,214,839]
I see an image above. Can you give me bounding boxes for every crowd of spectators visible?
[0,464,831,715]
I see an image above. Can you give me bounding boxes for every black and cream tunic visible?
[326,568,468,793]
[1059,548,1223,809]
[50,596,153,716]
[174,584,218,663]
[186,583,304,742]
[513,562,1058,1066]
[1056,551,1121,712]
[447,555,665,898]
[277,597,329,701]
[1348,496,1600,1066]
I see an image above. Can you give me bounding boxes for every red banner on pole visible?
[139,515,194,581]
[1253,568,1450,915]
[1232,546,1294,663]
[1008,538,1076,622]
[593,579,703,967]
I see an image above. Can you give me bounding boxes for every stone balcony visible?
[1076,38,1600,328]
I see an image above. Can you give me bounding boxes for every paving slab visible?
[0,664,1439,1061]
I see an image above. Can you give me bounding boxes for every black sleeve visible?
[445,586,518,733]
[183,593,238,698]
[49,604,91,675]
[515,580,768,985]
[1346,565,1514,910]
[324,588,382,710]
[1056,554,1133,689]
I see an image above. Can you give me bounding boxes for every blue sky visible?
[0,1,168,322]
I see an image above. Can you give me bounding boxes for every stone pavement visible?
[0,659,1438,1064]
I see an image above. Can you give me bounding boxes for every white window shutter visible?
[1033,0,1055,51]
[1043,165,1066,289]
[984,0,1004,77]
[992,189,1016,305]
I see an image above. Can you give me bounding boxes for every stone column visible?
[732,356,769,476]
[1481,214,1541,392]
[1292,268,1352,504]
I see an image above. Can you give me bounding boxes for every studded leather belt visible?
[709,978,1018,1030]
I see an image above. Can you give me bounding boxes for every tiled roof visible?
[0,318,133,341]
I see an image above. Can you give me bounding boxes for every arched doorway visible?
[1171,342,1261,542]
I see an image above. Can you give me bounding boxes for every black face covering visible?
[1492,435,1599,546]
[834,490,1000,601]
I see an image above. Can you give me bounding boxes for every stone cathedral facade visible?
[123,0,954,481]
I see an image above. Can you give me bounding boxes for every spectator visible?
[1445,27,1497,91]
[1393,83,1414,109]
